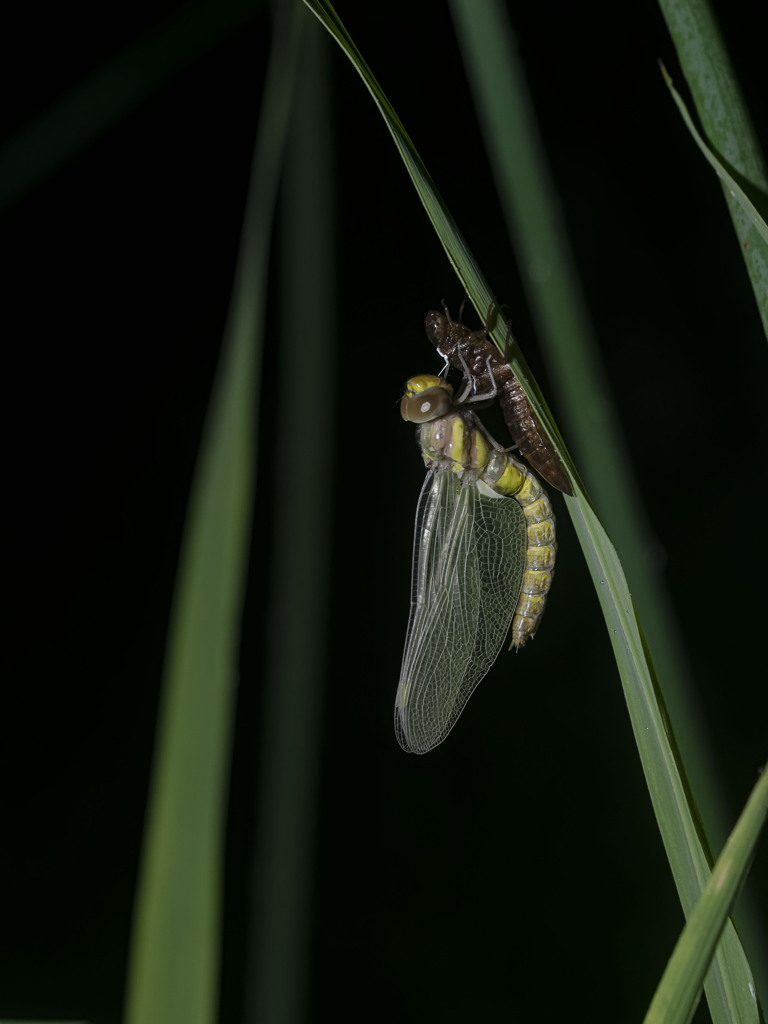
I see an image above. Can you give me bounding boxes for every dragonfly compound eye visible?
[400,375,453,423]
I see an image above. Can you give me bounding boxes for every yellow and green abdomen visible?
[417,411,556,649]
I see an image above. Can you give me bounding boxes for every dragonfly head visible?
[400,375,453,423]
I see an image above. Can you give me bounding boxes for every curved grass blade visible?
[302,1,762,1020]
[659,62,768,249]
[123,6,303,1023]
[447,0,764,1016]
[643,767,768,1024]
[244,10,336,1024]
[300,0,576,496]
[0,0,259,213]
[657,0,768,341]
[570,491,760,1024]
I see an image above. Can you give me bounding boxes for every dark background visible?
[3,1,767,1021]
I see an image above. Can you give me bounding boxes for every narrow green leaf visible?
[570,498,759,1024]
[0,0,259,212]
[448,1,764,1019]
[302,3,762,1023]
[657,0,768,341]
[643,767,768,1024]
[301,0,574,484]
[123,5,303,1023]
[243,9,335,1024]
[659,61,768,247]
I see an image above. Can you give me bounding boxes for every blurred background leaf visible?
[123,2,303,1023]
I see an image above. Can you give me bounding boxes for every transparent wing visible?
[395,469,528,754]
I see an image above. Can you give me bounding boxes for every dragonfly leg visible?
[503,320,514,362]
[455,379,474,404]
[483,300,495,331]
[455,350,497,411]
[441,298,457,322]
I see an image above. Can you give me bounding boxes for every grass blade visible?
[570,497,759,1024]
[659,62,768,248]
[643,767,768,1024]
[243,9,335,1024]
[302,1,762,1021]
[0,0,259,213]
[122,5,302,1022]
[301,0,573,480]
[448,0,765,1018]
[657,0,768,341]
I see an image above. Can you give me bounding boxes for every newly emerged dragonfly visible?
[424,303,573,495]
[396,374,556,754]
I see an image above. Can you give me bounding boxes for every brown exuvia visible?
[424,304,573,496]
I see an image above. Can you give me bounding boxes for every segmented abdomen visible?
[481,447,556,647]
[418,409,556,648]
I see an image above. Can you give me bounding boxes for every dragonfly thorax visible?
[419,411,490,481]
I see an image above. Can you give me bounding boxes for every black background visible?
[3,1,767,1021]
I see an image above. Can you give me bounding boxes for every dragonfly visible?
[396,373,556,754]
[424,303,573,495]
